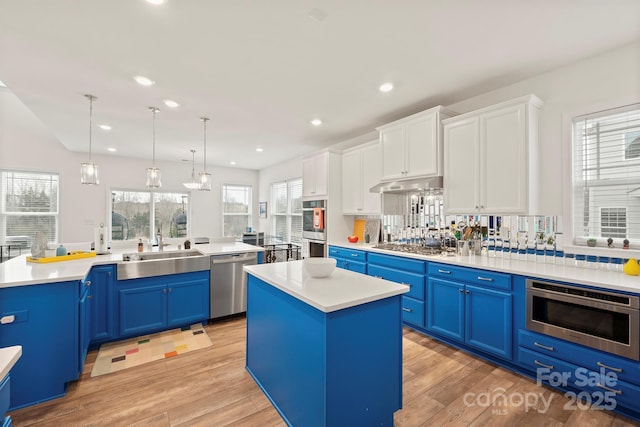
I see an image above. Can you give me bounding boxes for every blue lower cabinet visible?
[120,283,167,336]
[328,246,367,274]
[426,276,512,360]
[117,271,209,338]
[426,278,465,341]
[400,296,424,327]
[89,265,116,343]
[0,281,79,410]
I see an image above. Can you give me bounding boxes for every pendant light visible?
[146,106,161,188]
[80,94,99,185]
[183,149,200,189]
[199,116,211,191]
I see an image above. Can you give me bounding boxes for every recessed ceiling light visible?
[133,75,155,86]
[230,161,237,166]
[311,118,322,126]
[145,0,167,5]
[107,147,117,152]
[98,124,112,131]
[163,99,179,108]
[0,80,6,87]
[379,82,394,93]
[256,147,264,152]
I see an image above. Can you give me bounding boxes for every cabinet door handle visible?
[597,361,623,373]
[163,289,167,294]
[87,295,93,299]
[169,288,172,293]
[534,342,554,352]
[459,289,464,293]
[0,315,16,324]
[597,383,622,395]
[465,290,470,294]
[85,280,92,287]
[534,360,554,370]
[437,269,451,274]
[401,307,412,313]
[477,276,493,282]
[351,253,359,257]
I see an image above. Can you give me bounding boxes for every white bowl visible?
[303,257,337,278]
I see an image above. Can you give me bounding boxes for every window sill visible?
[560,244,640,259]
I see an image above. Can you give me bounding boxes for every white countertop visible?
[0,242,263,288]
[331,242,640,294]
[0,346,22,380]
[244,260,409,313]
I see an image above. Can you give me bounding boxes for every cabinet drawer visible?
[368,253,425,274]
[401,296,424,327]
[428,263,511,290]
[519,330,640,386]
[0,375,9,418]
[368,265,424,300]
[328,246,367,262]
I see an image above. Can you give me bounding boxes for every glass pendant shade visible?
[146,106,161,188]
[81,94,99,185]
[183,149,200,189]
[80,161,99,185]
[199,171,211,191]
[146,167,161,188]
[199,116,211,191]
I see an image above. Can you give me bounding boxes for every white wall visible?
[0,88,258,244]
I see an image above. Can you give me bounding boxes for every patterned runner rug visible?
[91,323,212,377]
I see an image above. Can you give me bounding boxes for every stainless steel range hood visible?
[369,176,443,194]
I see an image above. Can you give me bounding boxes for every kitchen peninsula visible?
[244,261,409,427]
[0,241,263,411]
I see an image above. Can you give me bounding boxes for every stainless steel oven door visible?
[302,199,326,241]
[526,280,640,360]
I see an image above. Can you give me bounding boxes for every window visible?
[223,184,251,237]
[600,207,626,238]
[111,190,188,241]
[271,179,302,244]
[572,103,640,245]
[0,170,59,248]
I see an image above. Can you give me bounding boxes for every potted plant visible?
[587,238,597,247]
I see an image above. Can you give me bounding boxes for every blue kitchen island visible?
[244,260,409,427]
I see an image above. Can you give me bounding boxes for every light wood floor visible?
[9,317,640,427]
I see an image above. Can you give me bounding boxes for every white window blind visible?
[572,103,640,246]
[271,179,302,244]
[223,184,251,237]
[0,170,59,247]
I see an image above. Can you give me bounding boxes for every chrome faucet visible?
[156,227,163,251]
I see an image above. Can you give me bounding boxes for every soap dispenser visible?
[56,244,67,256]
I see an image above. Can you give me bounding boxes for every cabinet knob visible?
[459,289,464,293]
[85,281,91,287]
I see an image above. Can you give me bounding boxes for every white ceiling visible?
[0,0,639,170]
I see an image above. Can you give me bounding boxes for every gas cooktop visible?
[372,243,445,256]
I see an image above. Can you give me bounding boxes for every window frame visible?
[564,99,640,250]
[110,188,190,244]
[222,183,252,238]
[270,178,302,244]
[0,169,60,247]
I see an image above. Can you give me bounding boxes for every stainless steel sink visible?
[118,250,210,280]
[122,249,202,261]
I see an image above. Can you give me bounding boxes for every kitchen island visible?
[244,261,409,427]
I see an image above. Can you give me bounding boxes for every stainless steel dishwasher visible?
[209,252,257,319]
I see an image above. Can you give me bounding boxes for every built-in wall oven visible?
[526,279,640,360]
[302,199,326,258]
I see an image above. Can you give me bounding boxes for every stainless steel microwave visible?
[526,279,639,360]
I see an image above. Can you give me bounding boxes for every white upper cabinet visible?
[302,152,329,198]
[377,106,455,181]
[443,94,543,214]
[342,141,381,215]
